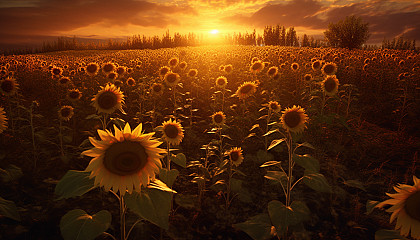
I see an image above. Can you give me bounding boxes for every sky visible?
[0,0,419,49]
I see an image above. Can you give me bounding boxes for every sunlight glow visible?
[210,29,219,35]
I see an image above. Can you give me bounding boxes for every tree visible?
[324,15,370,49]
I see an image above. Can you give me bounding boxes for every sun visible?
[210,29,219,35]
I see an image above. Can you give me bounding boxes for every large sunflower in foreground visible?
[161,119,184,146]
[236,81,258,100]
[92,83,125,114]
[0,77,19,96]
[375,176,420,239]
[0,107,8,134]
[280,105,308,133]
[82,123,165,195]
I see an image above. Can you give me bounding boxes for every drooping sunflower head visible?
[0,77,19,96]
[267,66,279,78]
[375,176,420,239]
[164,72,180,87]
[322,75,340,96]
[86,62,100,76]
[159,66,171,78]
[102,62,116,74]
[321,62,337,75]
[126,77,136,87]
[280,105,308,133]
[215,76,227,88]
[58,105,74,121]
[311,60,321,71]
[291,62,299,71]
[236,81,258,100]
[67,88,82,101]
[224,64,233,74]
[151,83,164,96]
[250,60,264,73]
[82,123,165,195]
[188,69,198,78]
[268,101,281,113]
[226,147,244,167]
[212,111,226,126]
[0,106,8,134]
[91,83,125,114]
[168,57,179,68]
[161,119,184,146]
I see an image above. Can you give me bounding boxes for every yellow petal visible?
[132,123,143,136]
[123,123,131,134]
[82,148,102,157]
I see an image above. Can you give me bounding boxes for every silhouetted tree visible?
[324,15,370,49]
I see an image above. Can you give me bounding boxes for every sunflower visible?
[59,76,71,85]
[265,66,277,78]
[168,57,179,68]
[311,60,321,71]
[159,66,171,78]
[164,72,180,87]
[187,69,198,78]
[161,119,184,146]
[226,147,243,167]
[291,62,299,71]
[280,105,308,133]
[322,75,339,96]
[58,105,74,121]
[51,66,63,76]
[304,74,313,82]
[0,77,19,96]
[126,77,136,87]
[116,66,126,76]
[250,60,264,73]
[151,83,164,96]
[224,64,233,74]
[107,72,118,81]
[82,123,165,195]
[268,101,281,113]
[0,107,8,134]
[236,81,258,100]
[251,57,259,63]
[102,62,116,74]
[179,61,187,71]
[215,76,227,88]
[321,62,337,75]
[219,65,225,72]
[67,88,82,101]
[212,111,226,126]
[86,62,100,76]
[375,176,420,239]
[92,83,125,114]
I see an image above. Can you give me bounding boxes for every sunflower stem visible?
[119,193,126,240]
[265,108,271,152]
[59,118,64,157]
[167,142,171,170]
[29,103,37,170]
[286,131,293,207]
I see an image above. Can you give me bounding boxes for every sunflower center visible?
[60,108,71,117]
[103,64,114,73]
[284,111,301,129]
[217,78,226,86]
[169,59,177,66]
[225,66,232,72]
[52,68,61,75]
[292,64,298,70]
[240,84,253,94]
[1,80,13,93]
[164,124,179,139]
[160,68,169,76]
[252,62,262,71]
[270,103,278,110]
[313,61,320,69]
[230,151,239,162]
[60,78,69,84]
[97,91,118,110]
[404,190,420,221]
[214,114,224,124]
[304,75,311,81]
[324,78,337,93]
[323,64,335,74]
[166,74,177,83]
[268,68,276,75]
[86,64,98,73]
[69,91,80,99]
[104,141,148,176]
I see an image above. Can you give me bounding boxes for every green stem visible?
[119,193,126,240]
[30,105,37,169]
[167,142,171,170]
[59,119,64,156]
[286,131,293,207]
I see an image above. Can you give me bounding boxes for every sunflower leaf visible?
[268,200,310,235]
[293,154,320,172]
[0,196,21,221]
[233,213,272,240]
[263,129,278,137]
[374,229,408,240]
[260,161,282,168]
[171,153,186,168]
[60,209,111,240]
[249,124,260,132]
[366,200,379,215]
[303,171,332,193]
[55,170,96,200]
[158,169,179,188]
[267,139,286,151]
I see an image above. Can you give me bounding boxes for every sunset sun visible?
[210,29,219,35]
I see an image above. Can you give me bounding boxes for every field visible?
[0,45,419,240]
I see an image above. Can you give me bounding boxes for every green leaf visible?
[263,129,278,137]
[267,139,286,151]
[233,213,272,240]
[343,179,366,192]
[303,171,332,193]
[55,170,96,200]
[0,196,21,221]
[375,229,408,240]
[171,153,186,168]
[60,209,111,240]
[268,200,310,235]
[265,171,287,186]
[296,142,315,149]
[366,200,380,215]
[147,179,176,193]
[293,154,320,172]
[125,188,173,230]
[0,164,23,183]
[256,150,274,164]
[260,161,282,168]
[158,169,179,188]
[249,124,260,132]
[85,114,101,120]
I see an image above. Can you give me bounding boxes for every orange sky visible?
[0,0,419,49]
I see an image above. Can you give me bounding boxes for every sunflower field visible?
[0,45,419,240]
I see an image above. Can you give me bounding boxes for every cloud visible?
[0,0,196,40]
[223,0,420,43]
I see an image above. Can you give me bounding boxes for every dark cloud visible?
[0,0,196,43]
[224,0,420,44]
